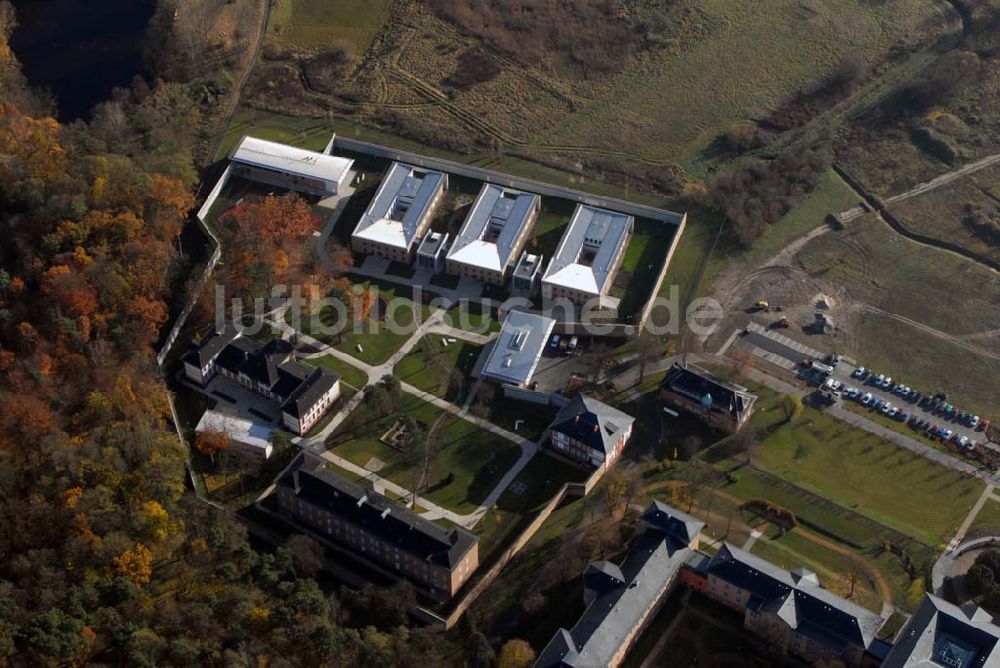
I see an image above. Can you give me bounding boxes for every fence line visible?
[440,463,603,629]
[332,136,686,225]
[155,166,229,367]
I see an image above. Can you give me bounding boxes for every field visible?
[325,394,521,515]
[750,418,980,547]
[890,164,1000,264]
[266,0,390,51]
[969,498,1000,536]
[243,0,950,176]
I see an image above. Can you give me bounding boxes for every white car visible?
[861,392,874,405]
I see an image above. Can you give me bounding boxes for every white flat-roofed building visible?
[480,310,555,388]
[230,136,354,197]
[542,205,633,308]
[446,184,540,285]
[196,408,275,460]
[351,162,448,263]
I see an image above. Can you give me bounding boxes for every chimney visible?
[381,508,390,520]
[357,494,368,508]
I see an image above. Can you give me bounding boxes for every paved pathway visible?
[272,308,537,529]
[742,529,764,551]
[947,483,995,552]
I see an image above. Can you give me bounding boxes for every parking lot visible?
[828,363,992,450]
[732,322,993,452]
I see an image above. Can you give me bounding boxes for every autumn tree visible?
[114,544,153,587]
[497,639,536,668]
[195,430,231,463]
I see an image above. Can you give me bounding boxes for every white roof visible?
[447,184,539,274]
[352,162,446,250]
[481,310,555,386]
[542,204,633,296]
[196,408,274,458]
[231,136,353,185]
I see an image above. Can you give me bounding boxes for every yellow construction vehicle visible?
[755,299,769,311]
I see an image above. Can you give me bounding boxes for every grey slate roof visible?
[640,499,704,544]
[548,394,635,458]
[188,329,338,420]
[661,362,757,421]
[883,594,1000,667]
[280,368,340,419]
[447,184,539,273]
[481,310,555,386]
[542,204,633,296]
[278,452,477,569]
[535,501,700,668]
[185,324,242,368]
[708,543,884,652]
[352,162,445,250]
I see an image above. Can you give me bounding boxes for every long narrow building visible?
[275,452,479,599]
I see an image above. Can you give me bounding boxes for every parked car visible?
[861,393,874,406]
[898,411,910,422]
[957,435,970,448]
[852,367,867,378]
[550,335,560,349]
[970,416,980,429]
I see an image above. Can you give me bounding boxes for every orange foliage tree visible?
[195,430,231,463]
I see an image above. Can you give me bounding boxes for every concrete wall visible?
[440,462,605,629]
[156,165,228,367]
[332,137,686,226]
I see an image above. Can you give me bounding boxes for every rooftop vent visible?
[381,508,391,520]
[357,494,368,508]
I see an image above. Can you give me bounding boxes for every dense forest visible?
[0,2,469,665]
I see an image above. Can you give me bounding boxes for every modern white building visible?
[351,162,448,262]
[229,136,354,197]
[480,310,555,388]
[541,205,633,309]
[446,184,540,285]
[196,408,274,460]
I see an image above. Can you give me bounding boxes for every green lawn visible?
[472,452,589,560]
[612,218,678,320]
[751,406,981,547]
[395,335,482,400]
[326,394,522,515]
[295,279,433,366]
[267,0,391,51]
[445,300,500,335]
[308,354,369,391]
[484,395,558,442]
[969,499,1000,536]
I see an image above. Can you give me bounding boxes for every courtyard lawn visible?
[296,279,433,366]
[750,404,981,547]
[472,452,590,560]
[326,394,522,515]
[446,300,500,335]
[395,335,482,400]
[611,218,677,321]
